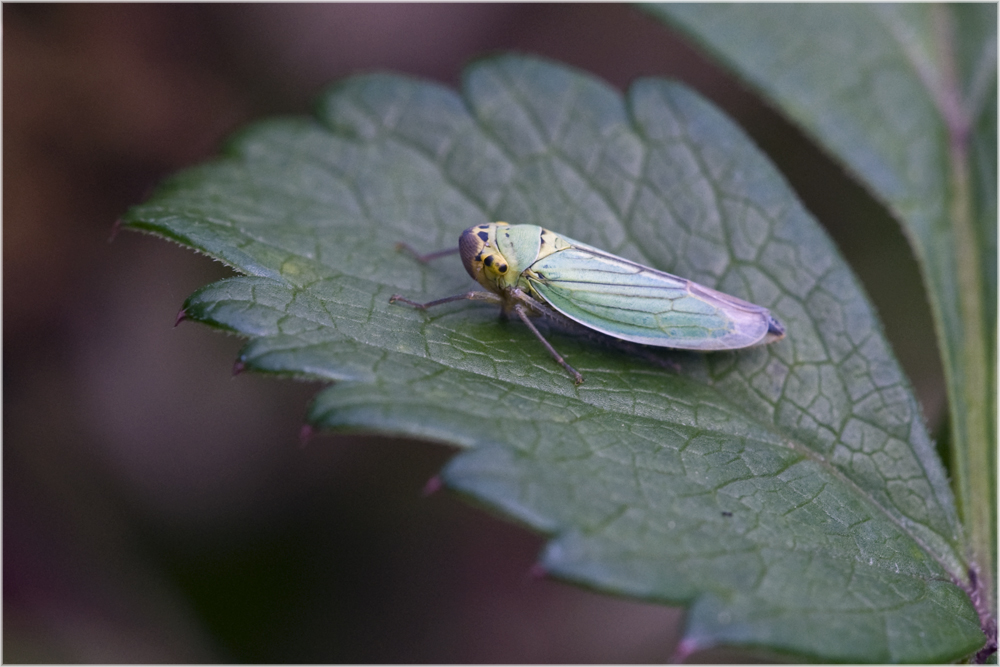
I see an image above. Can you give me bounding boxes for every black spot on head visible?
[477,231,490,242]
[483,255,494,267]
[497,263,508,274]
[721,511,733,517]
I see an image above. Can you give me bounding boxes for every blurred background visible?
[4,4,946,662]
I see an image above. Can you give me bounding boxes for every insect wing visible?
[526,245,775,350]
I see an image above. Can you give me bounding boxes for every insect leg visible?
[394,242,460,263]
[511,288,579,330]
[513,303,584,385]
[389,291,501,310]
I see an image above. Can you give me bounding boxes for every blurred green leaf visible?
[648,5,997,642]
[123,55,983,662]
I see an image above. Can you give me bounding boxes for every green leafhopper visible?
[390,222,785,385]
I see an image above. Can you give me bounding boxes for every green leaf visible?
[123,55,984,662]
[647,3,997,635]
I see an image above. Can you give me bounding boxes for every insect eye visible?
[483,255,494,268]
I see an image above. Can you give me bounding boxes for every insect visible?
[389,222,785,385]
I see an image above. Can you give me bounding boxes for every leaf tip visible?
[422,475,443,497]
[232,358,246,376]
[529,562,548,580]
[299,423,315,445]
[174,308,188,328]
[108,218,123,243]
[670,638,702,664]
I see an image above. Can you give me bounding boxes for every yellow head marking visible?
[459,222,513,293]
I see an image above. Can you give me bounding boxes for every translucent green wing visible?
[525,246,779,351]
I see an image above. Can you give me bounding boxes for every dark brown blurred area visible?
[3,4,945,663]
